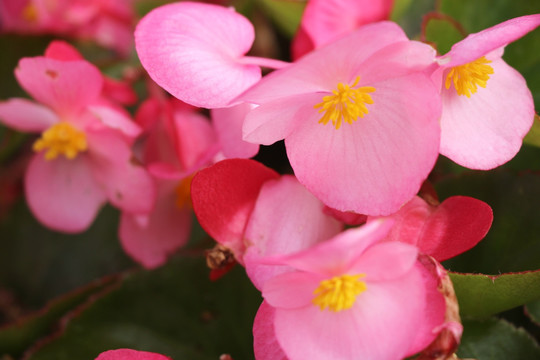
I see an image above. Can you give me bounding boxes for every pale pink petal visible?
[0,98,58,132]
[95,349,172,360]
[211,103,259,159]
[243,175,342,289]
[350,242,418,281]
[439,59,534,169]
[25,154,106,233]
[263,271,324,309]
[15,57,103,117]
[253,301,288,360]
[135,2,260,108]
[272,267,426,360]
[86,128,155,214]
[323,206,367,225]
[287,73,440,215]
[440,14,540,67]
[87,105,141,140]
[119,181,191,269]
[190,159,279,260]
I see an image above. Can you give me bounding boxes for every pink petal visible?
[0,98,58,132]
[25,154,106,233]
[44,40,84,61]
[87,105,141,140]
[291,25,315,60]
[119,181,192,269]
[102,77,138,106]
[350,242,418,281]
[439,59,534,169]
[263,271,324,309]
[15,57,103,117]
[286,73,440,215]
[211,103,259,159]
[243,175,342,289]
[253,301,288,360]
[173,110,217,170]
[440,14,540,67]
[135,2,260,108]
[323,206,367,225]
[95,349,172,360]
[86,128,155,214]
[190,159,279,260]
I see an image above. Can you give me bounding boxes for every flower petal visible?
[253,301,288,360]
[95,349,172,360]
[0,98,58,132]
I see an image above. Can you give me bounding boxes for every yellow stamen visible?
[312,274,367,312]
[33,122,88,161]
[21,4,39,23]
[175,174,194,209]
[445,56,494,97]
[314,76,375,130]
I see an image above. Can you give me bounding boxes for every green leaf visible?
[523,115,540,148]
[451,271,540,319]
[525,299,540,325]
[457,317,540,359]
[437,171,540,274]
[391,0,435,38]
[0,276,118,358]
[424,17,464,55]
[257,0,305,37]
[24,256,261,360]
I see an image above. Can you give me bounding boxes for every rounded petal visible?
[439,59,534,169]
[0,98,58,132]
[287,73,441,215]
[25,155,106,233]
[135,2,260,108]
[253,301,288,360]
[44,40,84,61]
[95,349,172,360]
[351,242,418,282]
[15,57,103,117]
[190,159,279,260]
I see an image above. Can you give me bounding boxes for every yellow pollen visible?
[314,76,375,130]
[175,174,194,209]
[445,56,494,97]
[312,274,367,312]
[33,122,88,161]
[22,4,39,23]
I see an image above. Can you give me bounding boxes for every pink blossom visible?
[241,22,441,216]
[95,349,172,360]
[0,50,153,233]
[255,220,445,360]
[292,0,394,59]
[434,14,540,169]
[119,97,218,268]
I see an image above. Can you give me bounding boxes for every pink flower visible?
[0,49,153,233]
[255,220,445,360]
[434,14,540,169]
[96,349,172,360]
[241,22,441,216]
[119,97,218,268]
[292,0,394,59]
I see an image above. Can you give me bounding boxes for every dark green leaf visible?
[525,299,540,325]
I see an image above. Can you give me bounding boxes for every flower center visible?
[22,4,39,22]
[33,122,88,161]
[175,174,194,209]
[314,76,375,130]
[312,274,367,312]
[445,56,494,97]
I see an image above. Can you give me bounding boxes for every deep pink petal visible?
[439,59,534,169]
[287,73,440,215]
[44,40,84,61]
[190,159,279,260]
[440,14,540,67]
[173,110,217,170]
[211,103,259,159]
[25,155,106,233]
[119,181,191,269]
[253,302,288,360]
[243,175,342,289]
[135,2,260,108]
[291,25,315,60]
[0,98,58,132]
[95,349,172,360]
[86,128,155,214]
[15,57,103,117]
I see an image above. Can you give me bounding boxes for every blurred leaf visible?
[437,171,540,274]
[257,0,305,37]
[0,276,118,358]
[0,201,133,309]
[524,114,540,148]
[391,0,435,38]
[424,17,463,54]
[457,318,540,359]
[451,271,540,319]
[525,299,540,325]
[24,256,261,360]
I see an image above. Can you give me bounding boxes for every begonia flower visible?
[119,97,218,268]
[241,22,441,216]
[0,51,153,233]
[255,220,445,360]
[96,349,172,360]
[292,0,394,59]
[135,1,288,108]
[434,14,540,169]
[370,195,493,261]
